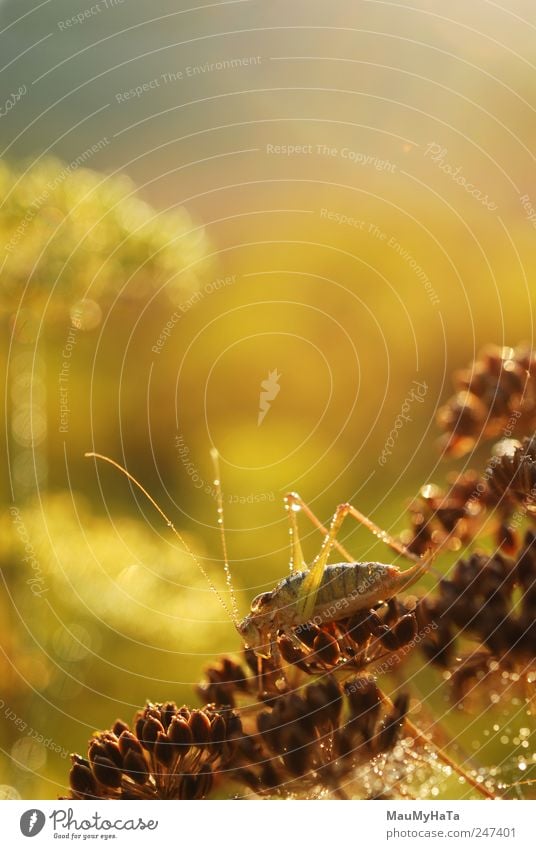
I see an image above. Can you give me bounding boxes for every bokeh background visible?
[1,0,535,798]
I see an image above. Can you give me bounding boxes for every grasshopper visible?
[85,452,431,664]
[238,493,431,660]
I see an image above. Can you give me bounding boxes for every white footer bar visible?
[2,799,534,848]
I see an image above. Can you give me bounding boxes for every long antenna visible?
[210,448,239,622]
[84,452,238,625]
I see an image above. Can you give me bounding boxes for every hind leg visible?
[285,492,420,564]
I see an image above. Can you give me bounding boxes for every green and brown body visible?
[238,559,427,656]
[83,453,430,663]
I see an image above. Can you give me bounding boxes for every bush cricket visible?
[85,451,431,666]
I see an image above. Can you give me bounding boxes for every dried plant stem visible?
[500,779,536,790]
[378,688,496,800]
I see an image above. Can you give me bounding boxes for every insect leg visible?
[286,492,420,564]
[295,497,431,620]
[343,504,420,564]
[333,502,439,582]
[285,492,355,562]
[322,503,436,587]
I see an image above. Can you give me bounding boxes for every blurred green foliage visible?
[0,495,232,798]
[0,157,210,311]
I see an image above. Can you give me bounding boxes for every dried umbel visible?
[437,343,536,457]
[65,667,414,801]
[65,702,242,800]
[486,436,536,510]
[198,651,497,800]
[241,676,409,799]
[400,435,536,558]
[250,598,419,684]
[401,473,483,557]
[417,531,536,700]
[199,654,411,799]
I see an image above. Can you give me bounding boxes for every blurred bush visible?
[0,157,213,500]
[0,494,233,799]
[0,157,210,312]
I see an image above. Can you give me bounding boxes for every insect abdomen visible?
[274,562,394,625]
[314,563,382,608]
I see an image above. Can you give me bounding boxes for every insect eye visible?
[251,592,273,612]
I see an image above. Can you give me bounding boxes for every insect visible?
[85,451,431,665]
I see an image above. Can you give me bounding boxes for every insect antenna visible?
[84,451,238,625]
[210,448,239,623]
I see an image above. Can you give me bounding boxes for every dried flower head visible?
[486,435,536,511]
[401,473,483,557]
[437,344,536,457]
[65,702,242,800]
[197,650,497,799]
[199,653,413,799]
[63,662,417,800]
[417,531,536,700]
[275,605,419,678]
[242,676,409,799]
[400,434,536,559]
